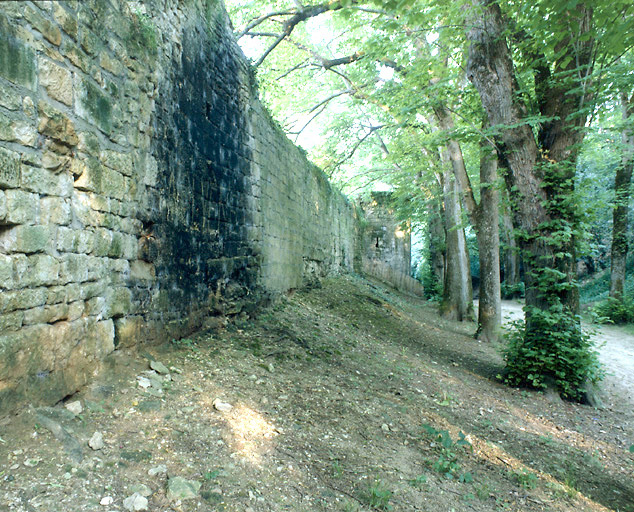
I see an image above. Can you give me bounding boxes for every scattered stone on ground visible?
[64,401,83,415]
[150,360,170,374]
[167,476,202,501]
[88,431,104,450]
[123,492,148,511]
[1,276,633,512]
[212,399,233,412]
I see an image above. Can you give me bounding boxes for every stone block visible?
[23,303,69,325]
[104,287,131,319]
[24,6,62,46]
[0,20,37,90]
[40,196,71,225]
[0,190,5,221]
[85,296,105,316]
[39,57,73,106]
[46,283,80,305]
[101,167,125,199]
[0,287,47,313]
[53,4,78,40]
[121,233,138,260]
[41,151,71,172]
[130,260,155,281]
[0,117,37,147]
[38,101,78,147]
[0,225,50,253]
[0,84,21,111]
[0,254,13,289]
[24,254,60,287]
[0,310,23,331]
[73,157,103,193]
[92,228,112,256]
[4,189,40,225]
[58,253,85,283]
[21,165,73,197]
[100,149,134,176]
[76,76,111,134]
[57,226,93,253]
[0,147,21,189]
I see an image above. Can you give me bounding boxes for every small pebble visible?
[212,399,233,412]
[100,496,114,506]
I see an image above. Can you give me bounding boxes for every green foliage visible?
[509,469,538,490]
[408,474,427,488]
[501,281,525,299]
[127,9,157,55]
[501,310,603,400]
[590,296,634,324]
[170,337,195,349]
[422,424,472,480]
[359,480,392,511]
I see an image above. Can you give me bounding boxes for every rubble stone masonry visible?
[0,0,359,413]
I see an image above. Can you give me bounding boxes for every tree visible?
[465,0,622,397]
[610,88,634,299]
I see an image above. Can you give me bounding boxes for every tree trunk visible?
[501,188,521,294]
[610,92,634,300]
[440,163,474,321]
[466,0,589,322]
[474,141,501,342]
[466,0,597,398]
[428,194,446,294]
[434,106,500,338]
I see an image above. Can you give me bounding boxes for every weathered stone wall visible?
[360,192,423,296]
[0,0,358,413]
[361,192,411,275]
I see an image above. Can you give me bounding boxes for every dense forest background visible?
[224,0,634,400]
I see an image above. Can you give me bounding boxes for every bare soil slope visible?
[1,276,633,512]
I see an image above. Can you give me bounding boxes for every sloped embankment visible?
[1,275,633,511]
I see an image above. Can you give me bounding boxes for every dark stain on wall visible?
[148,19,257,326]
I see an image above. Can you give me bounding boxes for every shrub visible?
[501,306,603,400]
[501,281,525,299]
[590,296,634,324]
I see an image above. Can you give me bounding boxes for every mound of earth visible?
[1,275,633,511]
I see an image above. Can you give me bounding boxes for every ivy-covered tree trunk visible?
[440,165,474,321]
[466,0,599,398]
[610,92,634,300]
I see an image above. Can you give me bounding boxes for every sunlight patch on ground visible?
[224,404,279,465]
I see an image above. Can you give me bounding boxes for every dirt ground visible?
[1,275,633,512]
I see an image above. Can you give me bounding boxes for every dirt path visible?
[501,300,634,414]
[1,280,633,512]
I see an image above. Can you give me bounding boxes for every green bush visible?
[590,296,634,324]
[501,281,525,299]
[501,306,603,400]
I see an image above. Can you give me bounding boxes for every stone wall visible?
[360,192,423,296]
[0,0,359,413]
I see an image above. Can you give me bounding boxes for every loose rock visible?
[137,376,151,389]
[150,360,170,374]
[123,492,148,511]
[148,464,168,476]
[88,431,104,450]
[212,399,233,412]
[167,476,201,500]
[65,400,83,415]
